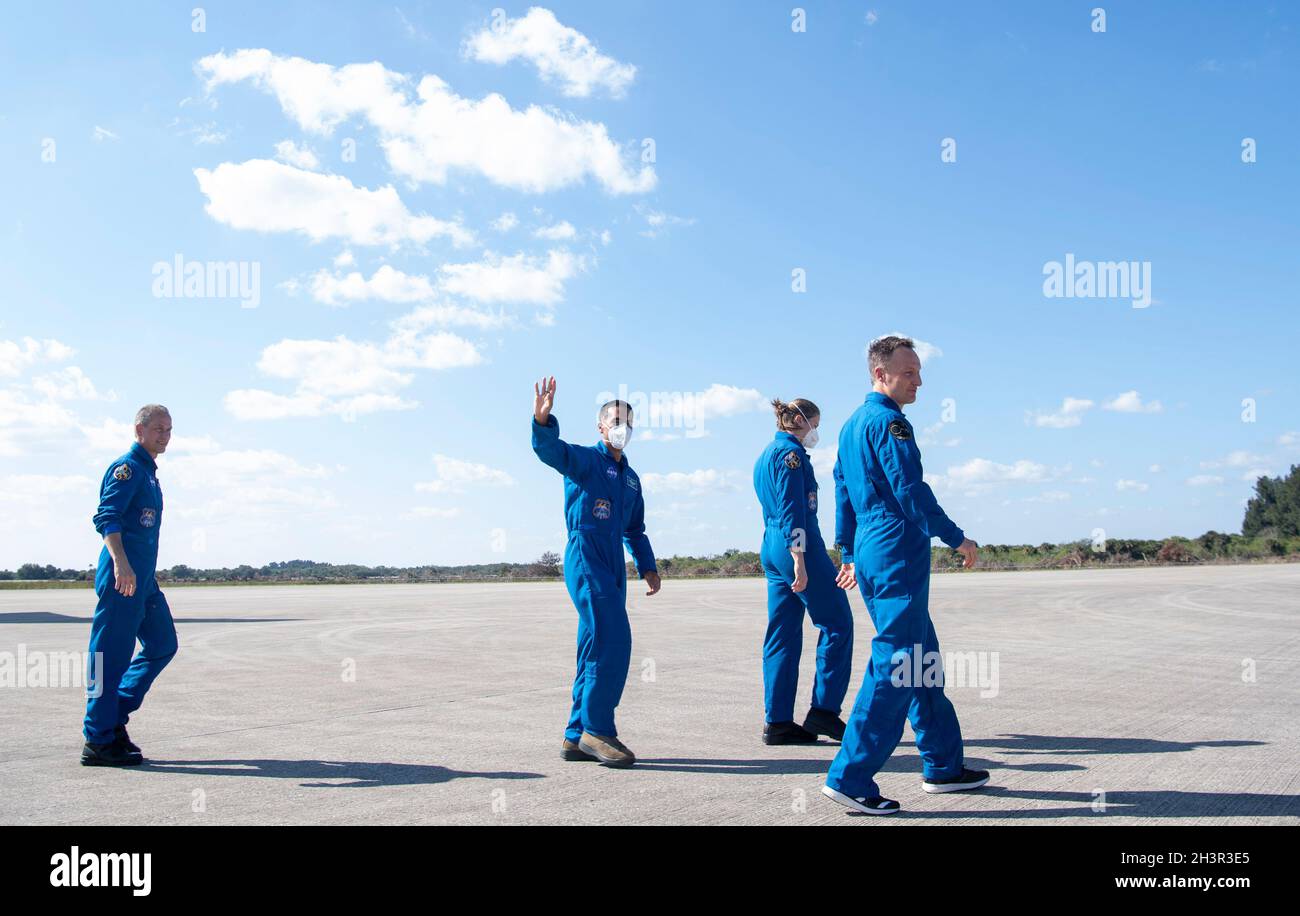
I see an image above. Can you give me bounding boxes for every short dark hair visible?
[868,336,915,376]
[598,399,633,423]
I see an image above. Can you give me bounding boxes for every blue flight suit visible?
[825,392,966,798]
[752,431,853,723]
[84,442,178,744]
[532,415,657,740]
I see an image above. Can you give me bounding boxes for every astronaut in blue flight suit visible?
[820,337,988,815]
[752,397,854,745]
[531,376,660,768]
[81,404,179,767]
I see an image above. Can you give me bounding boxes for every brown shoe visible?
[561,738,598,762]
[578,732,636,768]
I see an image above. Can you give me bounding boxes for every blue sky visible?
[1,1,1296,570]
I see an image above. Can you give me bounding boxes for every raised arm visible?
[530,375,586,479]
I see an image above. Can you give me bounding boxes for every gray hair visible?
[867,336,916,376]
[134,404,171,427]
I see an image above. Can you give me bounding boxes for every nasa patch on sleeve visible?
[888,420,912,441]
[113,463,132,481]
[784,452,801,470]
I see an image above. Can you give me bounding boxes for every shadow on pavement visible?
[964,733,1266,755]
[134,758,544,788]
[0,612,300,624]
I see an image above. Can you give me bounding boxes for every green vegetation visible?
[1242,463,1300,538]
[5,467,1298,587]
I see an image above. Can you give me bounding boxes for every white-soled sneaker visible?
[821,785,901,815]
[922,767,990,794]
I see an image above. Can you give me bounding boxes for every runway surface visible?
[2,564,1297,825]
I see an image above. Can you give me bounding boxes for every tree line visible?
[4,464,1297,583]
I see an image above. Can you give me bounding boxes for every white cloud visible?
[463,7,637,99]
[197,49,655,194]
[438,249,584,306]
[637,206,695,238]
[193,159,475,247]
[634,384,768,436]
[225,329,483,420]
[92,126,119,142]
[0,343,121,458]
[534,220,576,240]
[391,303,515,331]
[865,10,879,25]
[1201,450,1265,469]
[30,367,116,402]
[1186,475,1223,487]
[1116,479,1149,492]
[160,448,338,521]
[273,139,320,169]
[308,264,436,306]
[640,468,741,496]
[0,474,96,505]
[918,419,961,448]
[933,458,1065,494]
[1103,390,1163,414]
[0,338,75,377]
[491,211,519,232]
[1027,397,1093,429]
[416,454,515,493]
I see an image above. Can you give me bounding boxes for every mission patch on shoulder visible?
[113,463,132,481]
[784,451,801,470]
[888,420,912,441]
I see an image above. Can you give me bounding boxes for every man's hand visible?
[114,560,137,597]
[643,570,662,596]
[534,376,556,424]
[790,550,808,593]
[956,538,979,569]
[836,562,856,590]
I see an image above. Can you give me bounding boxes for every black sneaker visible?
[802,707,846,741]
[821,785,901,815]
[114,725,141,756]
[922,767,990,794]
[762,721,818,745]
[80,740,142,767]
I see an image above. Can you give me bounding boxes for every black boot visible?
[114,725,142,756]
[802,707,847,741]
[81,740,143,767]
[762,721,819,745]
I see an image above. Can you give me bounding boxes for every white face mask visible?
[794,405,818,449]
[608,424,631,450]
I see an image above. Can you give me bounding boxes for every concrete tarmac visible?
[1,564,1297,825]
